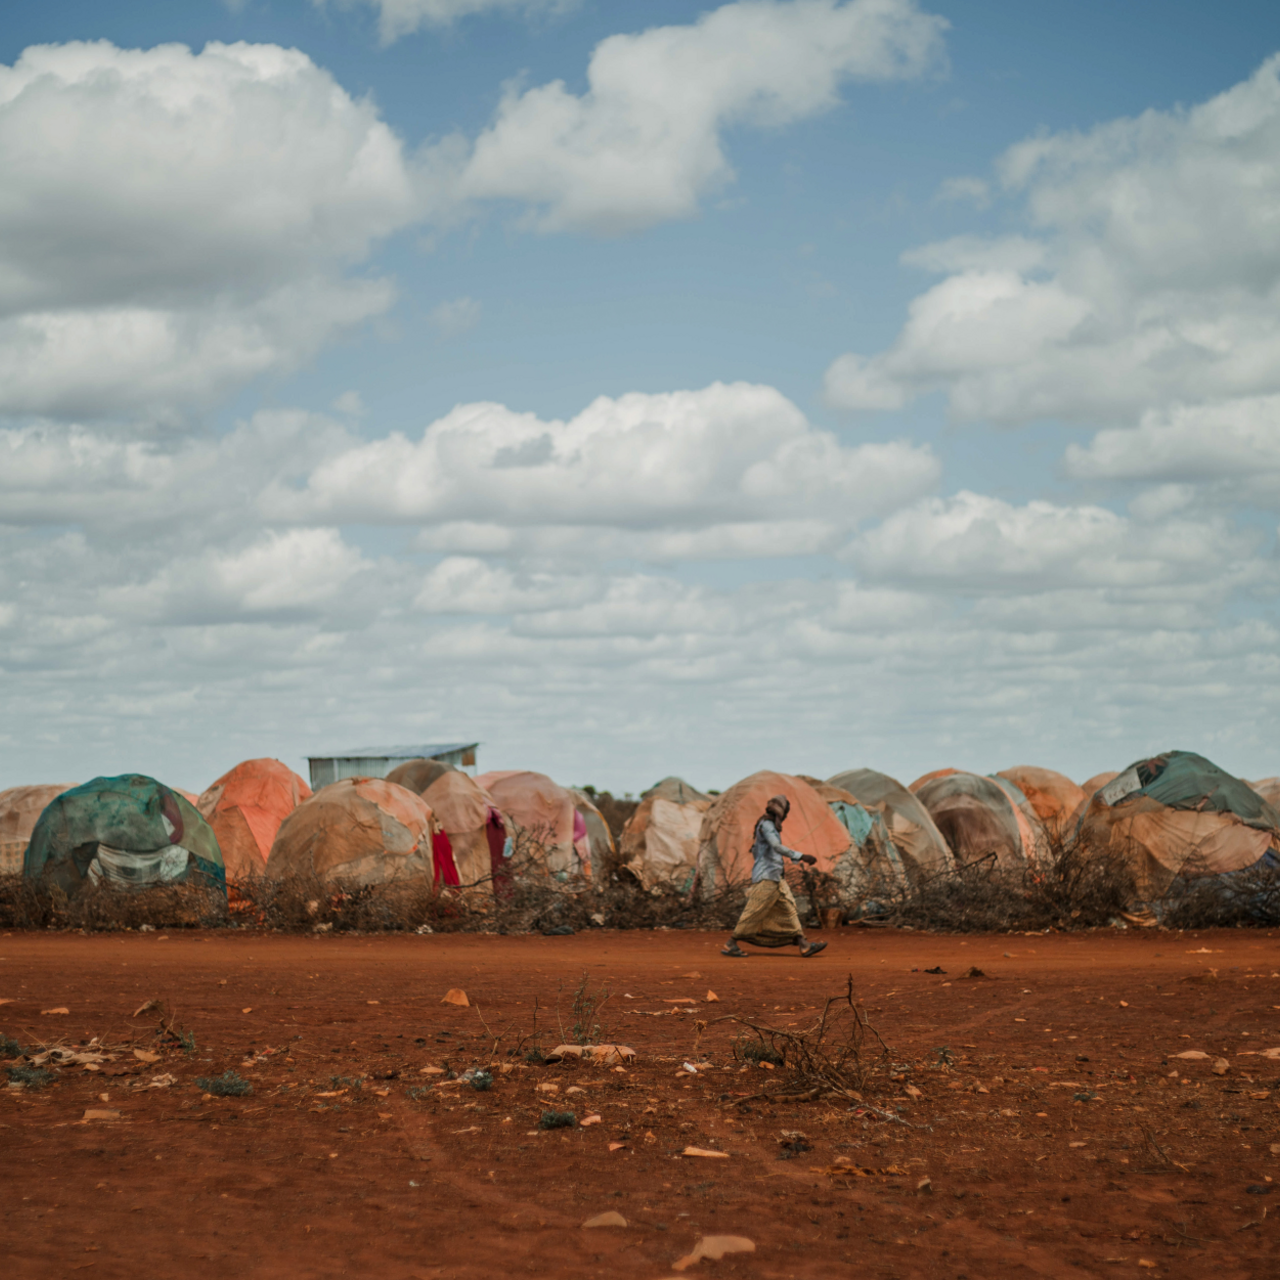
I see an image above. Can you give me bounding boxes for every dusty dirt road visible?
[2,926,1279,1279]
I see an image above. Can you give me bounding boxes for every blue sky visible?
[1,0,1279,795]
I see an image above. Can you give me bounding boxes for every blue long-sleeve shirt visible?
[750,817,805,883]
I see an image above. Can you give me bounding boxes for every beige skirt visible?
[731,878,802,947]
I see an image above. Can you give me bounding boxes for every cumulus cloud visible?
[0,40,418,417]
[446,0,948,233]
[326,0,575,43]
[275,381,941,555]
[825,54,1280,424]
[427,295,482,339]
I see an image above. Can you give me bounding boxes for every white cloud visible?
[446,0,947,233]
[332,391,367,417]
[0,40,418,418]
[276,381,941,554]
[427,295,482,339]
[826,54,1280,424]
[327,0,574,43]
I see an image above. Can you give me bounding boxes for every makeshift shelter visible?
[908,768,958,792]
[386,757,456,794]
[995,767,1085,833]
[1076,751,1280,896]
[798,777,911,901]
[24,775,225,897]
[197,759,311,882]
[825,769,954,883]
[267,777,444,886]
[421,770,509,889]
[620,778,712,892]
[570,790,615,877]
[914,772,1045,870]
[1249,777,1280,809]
[475,770,583,879]
[0,783,76,875]
[697,772,851,889]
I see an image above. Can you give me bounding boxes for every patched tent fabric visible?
[908,768,959,792]
[915,772,1045,870]
[475,770,583,879]
[267,777,440,886]
[197,759,311,882]
[422,770,507,890]
[386,757,456,794]
[1250,777,1280,809]
[995,767,1086,833]
[1076,751,1280,896]
[826,769,954,882]
[570,790,615,877]
[799,777,910,900]
[697,772,851,889]
[25,775,225,897]
[0,783,76,875]
[621,778,711,892]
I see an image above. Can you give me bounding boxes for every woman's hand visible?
[800,854,818,866]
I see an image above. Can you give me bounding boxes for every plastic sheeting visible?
[995,767,1085,832]
[0,783,76,875]
[475,770,583,880]
[1077,751,1280,895]
[826,769,954,882]
[24,775,224,897]
[915,772,1044,870]
[697,772,852,888]
[197,758,311,882]
[622,780,712,892]
[267,777,438,886]
[422,770,506,889]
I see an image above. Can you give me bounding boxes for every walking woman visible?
[722,795,827,958]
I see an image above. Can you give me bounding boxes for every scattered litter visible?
[545,1044,636,1065]
[1174,1050,1210,1060]
[132,998,161,1018]
[923,966,946,975]
[132,1049,160,1063]
[705,991,720,1002]
[148,1073,177,1088]
[40,1007,69,1016]
[608,1141,626,1151]
[82,1109,120,1121]
[582,1211,627,1228]
[565,1085,586,1095]
[241,1008,252,1014]
[1212,1058,1230,1076]
[461,1068,492,1091]
[441,989,469,1007]
[682,1062,699,1074]
[415,924,433,935]
[664,998,696,1004]
[672,1236,754,1271]
[903,1084,924,1102]
[581,1114,602,1126]
[681,1147,729,1159]
[537,1082,560,1094]
[419,1066,445,1075]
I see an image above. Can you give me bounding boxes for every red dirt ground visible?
[2,926,1279,1279]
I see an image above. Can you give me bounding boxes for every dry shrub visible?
[1158,855,1280,929]
[0,873,226,930]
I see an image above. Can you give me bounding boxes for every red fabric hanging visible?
[432,829,460,886]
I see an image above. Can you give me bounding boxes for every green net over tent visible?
[1106,751,1279,827]
[24,775,225,898]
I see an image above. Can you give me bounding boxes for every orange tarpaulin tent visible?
[197,758,311,881]
[996,767,1085,833]
[476,770,584,879]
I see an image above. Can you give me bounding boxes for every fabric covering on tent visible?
[386,757,456,794]
[908,768,959,792]
[1077,751,1280,895]
[621,778,711,892]
[798,777,911,900]
[1251,777,1280,809]
[697,772,851,889]
[476,771,583,879]
[915,772,1044,870]
[422,770,507,889]
[0,783,76,875]
[268,777,440,886]
[25,775,225,896]
[197,759,311,882]
[826,769,954,883]
[996,767,1085,832]
[570,790,615,877]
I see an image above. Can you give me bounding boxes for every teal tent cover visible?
[25,774,225,895]
[1114,751,1280,831]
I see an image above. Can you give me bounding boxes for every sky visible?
[1,0,1279,796]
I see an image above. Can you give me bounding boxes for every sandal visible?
[799,940,827,958]
[721,942,749,957]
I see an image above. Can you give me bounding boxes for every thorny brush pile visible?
[1,820,1277,933]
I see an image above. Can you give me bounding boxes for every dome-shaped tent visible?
[1249,777,1280,809]
[798,776,912,901]
[0,783,76,875]
[915,772,1045,870]
[826,769,953,882]
[421,770,509,890]
[197,759,311,882]
[475,770,584,879]
[24,775,224,897]
[697,772,852,889]
[1077,751,1280,896]
[995,767,1085,834]
[620,777,712,892]
[386,757,456,793]
[908,768,959,792]
[267,777,442,886]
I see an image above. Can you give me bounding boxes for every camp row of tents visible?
[1,752,1278,911]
